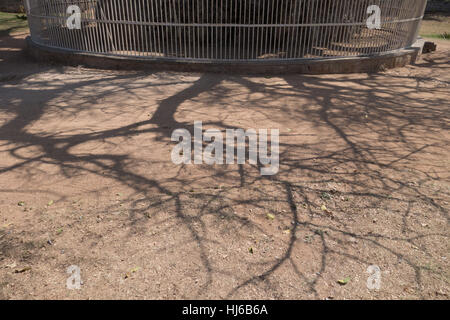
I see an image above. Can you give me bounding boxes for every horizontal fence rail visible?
[25,0,427,61]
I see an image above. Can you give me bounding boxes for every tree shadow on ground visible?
[0,45,449,298]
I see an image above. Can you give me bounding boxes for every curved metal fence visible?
[25,0,427,61]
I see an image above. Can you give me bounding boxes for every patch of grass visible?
[420,13,450,41]
[420,33,450,40]
[0,11,29,37]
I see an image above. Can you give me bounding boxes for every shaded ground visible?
[0,29,449,299]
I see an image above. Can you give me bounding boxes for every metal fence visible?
[25,0,427,61]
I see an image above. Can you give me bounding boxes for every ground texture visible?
[0,30,449,299]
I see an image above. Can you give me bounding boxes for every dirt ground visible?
[421,12,450,39]
[0,30,449,300]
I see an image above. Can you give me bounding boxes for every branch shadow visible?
[0,50,449,298]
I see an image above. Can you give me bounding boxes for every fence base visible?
[26,37,424,75]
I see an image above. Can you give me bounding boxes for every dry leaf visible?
[14,266,31,273]
[337,277,351,285]
[321,205,333,215]
[124,267,140,279]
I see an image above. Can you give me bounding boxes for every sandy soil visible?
[0,32,449,300]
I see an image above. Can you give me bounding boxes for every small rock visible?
[423,41,437,53]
